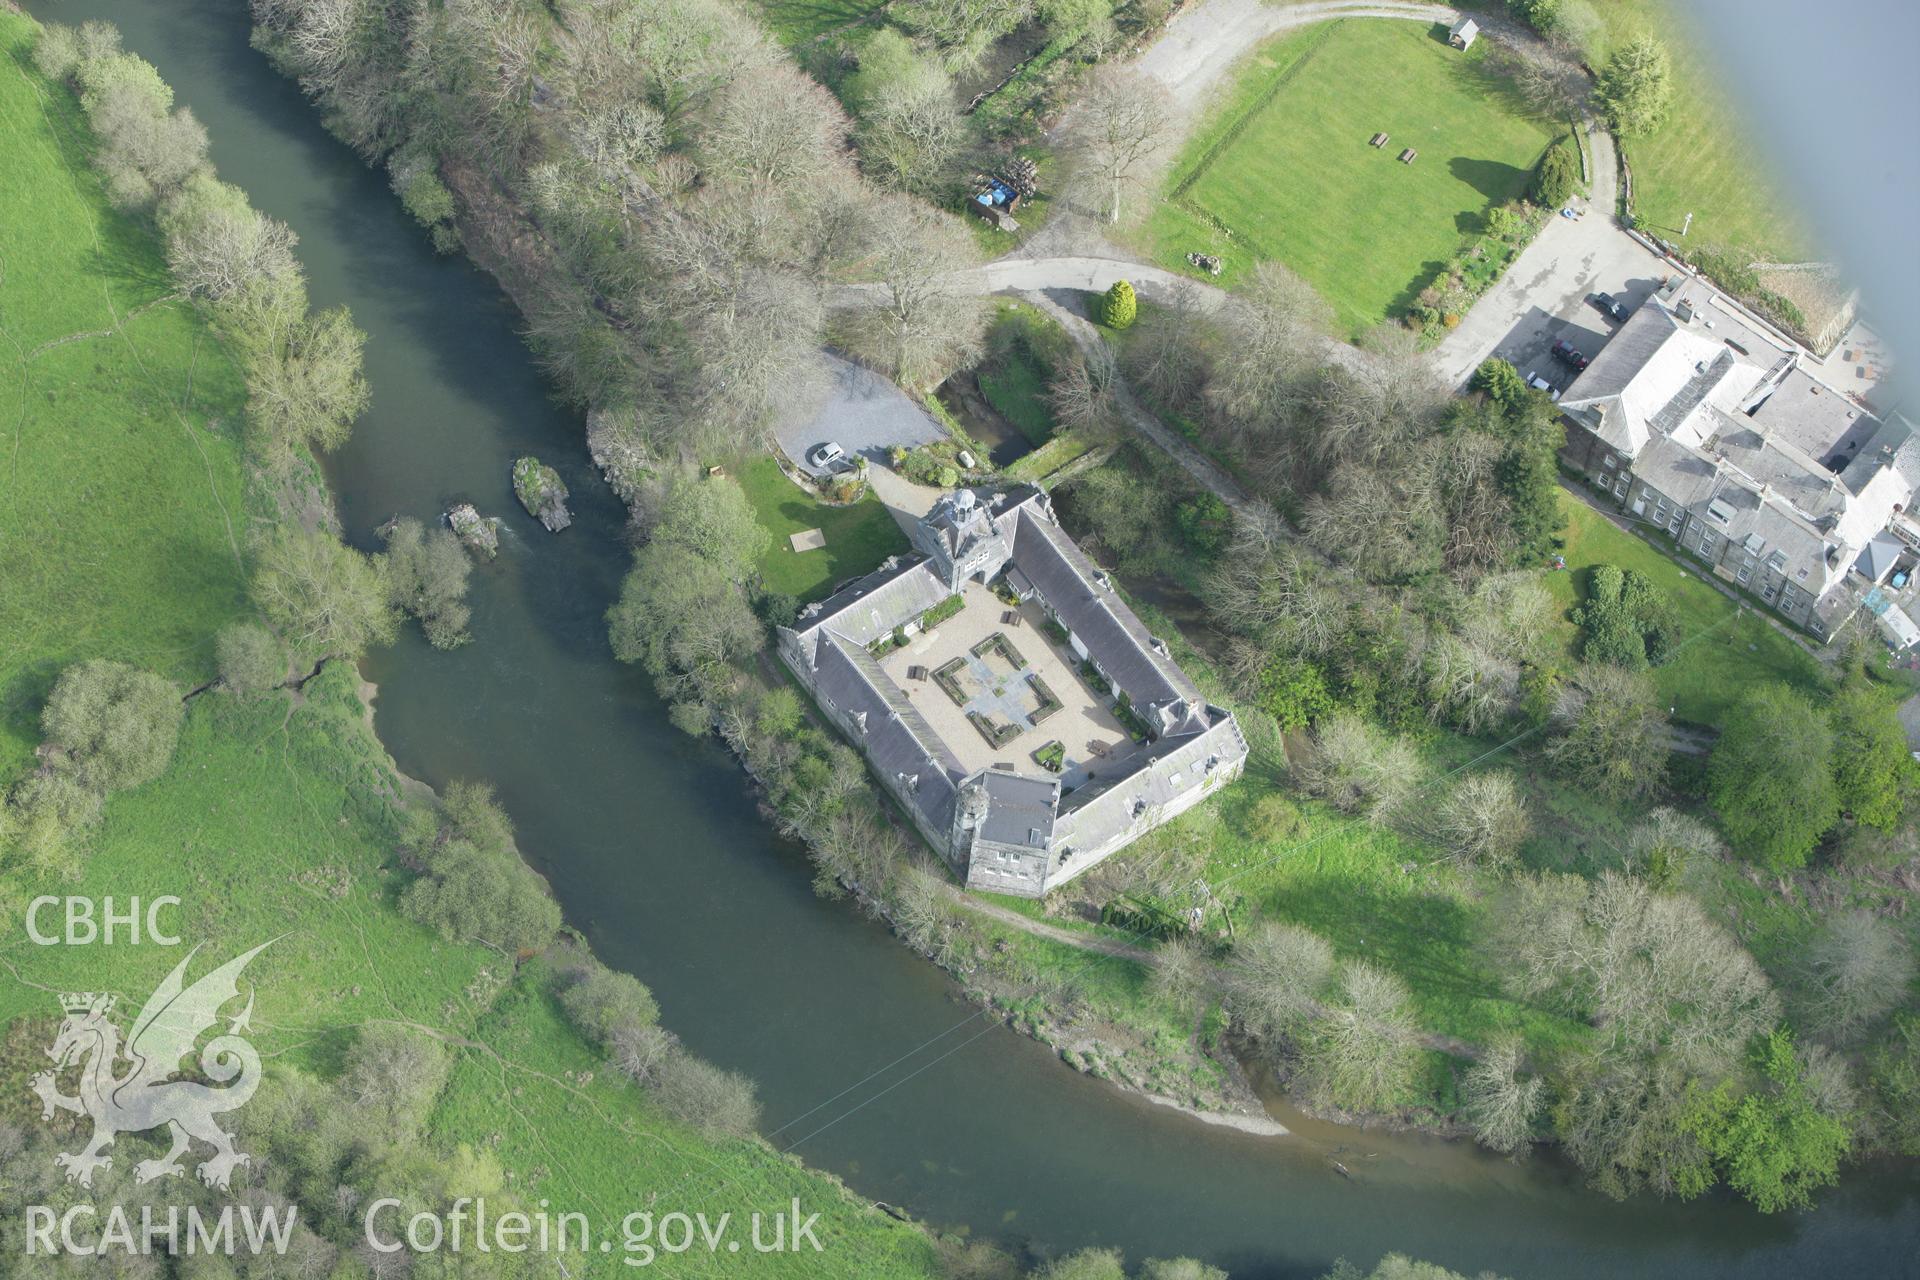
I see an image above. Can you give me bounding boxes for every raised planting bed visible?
[932,656,970,707]
[1032,740,1066,773]
[920,593,965,628]
[1026,673,1063,726]
[968,710,1025,749]
[970,630,1029,672]
[1042,617,1071,647]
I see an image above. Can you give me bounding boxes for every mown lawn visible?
[1547,490,1827,728]
[1590,0,1813,260]
[0,26,252,775]
[1138,19,1556,336]
[737,455,909,603]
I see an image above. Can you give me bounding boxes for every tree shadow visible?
[1449,156,1532,204]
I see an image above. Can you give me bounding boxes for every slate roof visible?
[791,555,952,656]
[977,771,1060,849]
[1009,508,1202,726]
[1054,712,1245,856]
[1855,531,1904,583]
[812,632,963,832]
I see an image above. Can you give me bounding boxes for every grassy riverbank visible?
[0,29,251,775]
[0,17,940,1275]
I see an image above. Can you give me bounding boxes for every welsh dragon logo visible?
[30,942,271,1191]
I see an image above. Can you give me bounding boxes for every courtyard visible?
[878,579,1138,786]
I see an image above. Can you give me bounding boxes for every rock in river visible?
[446,503,503,557]
[511,456,572,532]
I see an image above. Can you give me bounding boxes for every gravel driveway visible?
[772,352,947,479]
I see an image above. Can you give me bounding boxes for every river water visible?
[42,3,1920,1276]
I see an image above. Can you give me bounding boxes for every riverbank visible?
[0,17,947,1274]
[51,2,1920,1275]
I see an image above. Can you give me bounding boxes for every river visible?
[39,3,1920,1276]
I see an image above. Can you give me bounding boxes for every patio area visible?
[879,579,1139,785]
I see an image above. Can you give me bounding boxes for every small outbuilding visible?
[1448,17,1478,49]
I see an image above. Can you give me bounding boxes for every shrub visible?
[653,1052,761,1139]
[1240,791,1304,844]
[1473,358,1530,412]
[1099,279,1137,330]
[41,660,183,793]
[559,963,661,1053]
[1571,564,1676,669]
[342,1024,451,1135]
[1531,142,1578,208]
[216,621,286,695]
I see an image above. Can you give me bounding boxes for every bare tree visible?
[1046,340,1120,437]
[840,194,986,389]
[1203,517,1344,659]
[1059,66,1174,224]
[1150,934,1212,1018]
[1428,771,1530,870]
[1623,806,1723,889]
[1462,1034,1543,1155]
[1122,280,1212,410]
[159,174,301,300]
[1423,634,1520,737]
[1298,961,1421,1113]
[1293,714,1425,821]
[700,62,851,188]
[859,81,964,195]
[1793,912,1915,1045]
[1206,262,1330,438]
[1223,920,1334,1042]
[1543,664,1669,802]
[1492,871,1779,1071]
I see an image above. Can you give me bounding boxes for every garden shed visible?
[1448,17,1478,49]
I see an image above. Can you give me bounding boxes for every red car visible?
[1550,339,1589,370]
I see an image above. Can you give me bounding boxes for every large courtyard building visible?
[778,487,1247,897]
[1559,281,1920,643]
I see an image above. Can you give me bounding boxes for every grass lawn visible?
[737,455,909,602]
[1588,0,1813,260]
[748,0,888,45]
[1181,776,1595,1061]
[1547,488,1827,727]
[0,25,252,775]
[1138,19,1557,336]
[978,300,1061,446]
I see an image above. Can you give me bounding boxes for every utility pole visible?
[1682,211,1693,237]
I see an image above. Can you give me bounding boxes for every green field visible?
[978,300,1063,446]
[749,0,887,45]
[0,30,252,775]
[1547,490,1826,727]
[1591,0,1812,260]
[1140,19,1556,335]
[0,19,940,1274]
[738,455,909,602]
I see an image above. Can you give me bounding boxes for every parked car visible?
[1591,292,1630,323]
[808,442,848,472]
[1550,339,1589,370]
[1526,372,1562,401]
